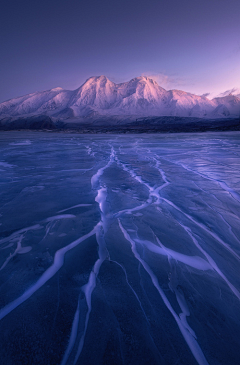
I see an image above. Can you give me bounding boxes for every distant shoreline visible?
[0,116,240,133]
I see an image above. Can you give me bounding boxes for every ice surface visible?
[0,131,240,365]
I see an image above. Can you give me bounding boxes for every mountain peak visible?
[0,76,239,120]
[141,76,155,81]
[84,75,157,86]
[128,76,156,83]
[85,75,110,83]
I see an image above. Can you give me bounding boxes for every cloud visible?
[200,91,222,100]
[142,72,194,90]
[200,87,240,100]
[217,88,240,97]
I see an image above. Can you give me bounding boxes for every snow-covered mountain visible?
[0,76,240,120]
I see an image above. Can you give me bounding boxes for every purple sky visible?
[0,0,240,102]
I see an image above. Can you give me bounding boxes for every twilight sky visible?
[0,0,240,103]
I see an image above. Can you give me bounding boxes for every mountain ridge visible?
[0,76,240,123]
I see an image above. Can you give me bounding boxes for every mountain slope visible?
[0,76,240,121]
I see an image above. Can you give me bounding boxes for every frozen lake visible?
[0,131,240,365]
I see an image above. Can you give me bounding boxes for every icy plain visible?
[0,131,240,365]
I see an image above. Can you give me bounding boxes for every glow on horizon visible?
[0,0,240,102]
